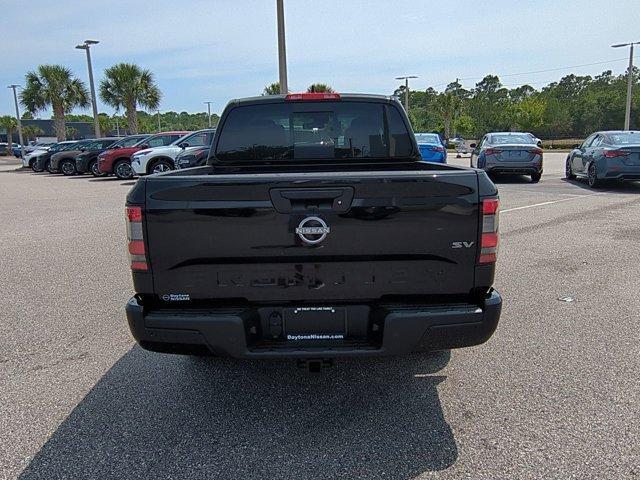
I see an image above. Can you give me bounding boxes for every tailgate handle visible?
[270,187,354,213]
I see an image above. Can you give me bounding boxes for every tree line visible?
[5,64,637,143]
[400,68,639,140]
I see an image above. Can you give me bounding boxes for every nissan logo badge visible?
[295,216,330,245]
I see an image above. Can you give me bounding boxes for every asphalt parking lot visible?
[1,152,639,480]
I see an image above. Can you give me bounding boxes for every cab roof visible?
[228,93,396,107]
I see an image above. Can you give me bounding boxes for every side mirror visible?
[139,144,149,149]
[537,141,542,148]
[178,142,188,149]
[470,143,477,149]
[80,148,86,152]
[572,143,581,149]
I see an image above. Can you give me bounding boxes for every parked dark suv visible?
[76,135,148,176]
[51,137,120,175]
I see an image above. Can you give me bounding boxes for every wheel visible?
[46,160,55,173]
[149,159,173,174]
[531,171,542,183]
[89,161,105,177]
[565,156,576,180]
[32,159,44,172]
[587,162,602,188]
[60,160,76,176]
[114,160,134,180]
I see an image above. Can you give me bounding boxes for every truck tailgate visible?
[143,169,480,302]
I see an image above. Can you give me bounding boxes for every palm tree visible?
[20,65,89,141]
[0,115,17,146]
[65,126,78,140]
[99,63,161,134]
[435,92,461,140]
[98,114,112,136]
[306,83,334,93]
[262,82,281,95]
[22,125,43,142]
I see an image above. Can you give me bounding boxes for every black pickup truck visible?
[125,93,502,361]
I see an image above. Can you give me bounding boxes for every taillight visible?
[126,206,148,271]
[485,148,502,156]
[479,198,499,264]
[285,92,341,101]
[429,146,445,152]
[530,147,543,155]
[604,149,630,158]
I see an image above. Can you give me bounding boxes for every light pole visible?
[114,111,120,136]
[76,40,101,138]
[204,101,212,127]
[612,41,639,130]
[156,110,161,132]
[276,0,288,94]
[395,75,418,113]
[7,84,26,158]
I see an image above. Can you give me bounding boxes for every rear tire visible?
[60,159,76,176]
[149,159,173,174]
[46,160,55,174]
[531,171,542,183]
[32,160,44,172]
[587,162,602,188]
[114,160,134,180]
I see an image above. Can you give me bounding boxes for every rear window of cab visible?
[214,102,414,162]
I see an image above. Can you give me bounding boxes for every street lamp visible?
[156,110,161,132]
[7,84,26,158]
[204,101,212,128]
[612,41,639,130]
[76,40,101,137]
[276,0,288,94]
[395,76,418,113]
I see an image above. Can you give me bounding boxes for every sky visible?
[2,0,639,118]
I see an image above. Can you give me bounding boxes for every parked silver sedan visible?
[470,132,543,183]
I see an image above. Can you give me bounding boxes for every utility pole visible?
[276,0,288,94]
[612,41,639,130]
[8,84,26,158]
[204,101,212,127]
[156,110,161,132]
[114,112,120,136]
[76,40,101,137]
[395,76,418,112]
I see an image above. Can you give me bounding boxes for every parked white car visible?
[131,129,215,175]
[22,148,49,168]
[24,142,54,154]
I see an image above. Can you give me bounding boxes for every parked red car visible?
[97,132,189,179]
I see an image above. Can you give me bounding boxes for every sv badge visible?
[451,241,475,249]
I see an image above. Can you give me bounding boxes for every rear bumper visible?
[125,290,502,359]
[486,165,542,175]
[603,171,640,181]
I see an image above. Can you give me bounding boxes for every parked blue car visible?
[12,144,23,157]
[415,133,447,163]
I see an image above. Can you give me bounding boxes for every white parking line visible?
[502,193,600,213]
